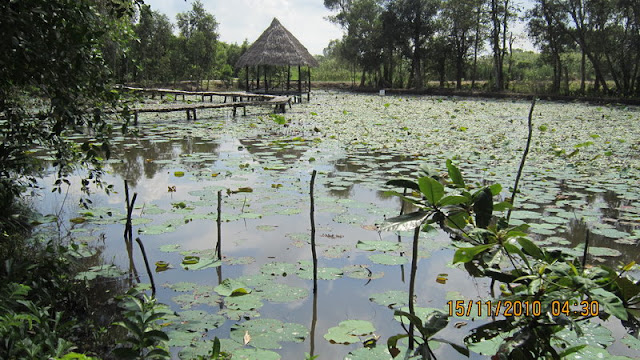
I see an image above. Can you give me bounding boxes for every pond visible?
[33,91,640,359]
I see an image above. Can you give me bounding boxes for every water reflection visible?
[43,116,640,359]
[110,136,221,186]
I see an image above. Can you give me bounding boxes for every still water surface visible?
[33,91,640,359]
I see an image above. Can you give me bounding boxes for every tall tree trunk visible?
[472,7,481,90]
[491,0,505,91]
[580,50,586,93]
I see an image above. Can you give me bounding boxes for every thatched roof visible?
[236,18,319,68]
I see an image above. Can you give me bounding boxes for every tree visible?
[176,0,219,89]
[389,0,441,89]
[442,0,482,89]
[528,0,571,93]
[488,0,514,90]
[0,0,138,226]
[325,0,385,87]
[132,5,174,84]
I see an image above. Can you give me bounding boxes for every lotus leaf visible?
[324,320,376,344]
[230,319,308,349]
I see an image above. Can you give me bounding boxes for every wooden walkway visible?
[116,86,293,122]
[119,86,279,103]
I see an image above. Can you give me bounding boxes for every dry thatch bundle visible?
[236,18,319,68]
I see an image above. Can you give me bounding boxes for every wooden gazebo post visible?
[298,65,302,103]
[256,66,260,89]
[264,65,269,92]
[245,66,249,91]
[307,66,311,101]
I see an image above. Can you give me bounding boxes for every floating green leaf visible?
[356,240,401,252]
[324,320,376,344]
[215,278,252,297]
[369,290,408,308]
[230,319,308,349]
[368,253,408,265]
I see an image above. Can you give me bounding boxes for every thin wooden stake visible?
[398,188,407,283]
[507,98,536,222]
[123,180,139,283]
[582,229,590,272]
[408,226,419,350]
[310,170,318,293]
[216,190,222,260]
[135,237,156,297]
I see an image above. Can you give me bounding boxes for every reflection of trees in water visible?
[326,152,417,198]
[109,136,220,186]
[240,137,309,166]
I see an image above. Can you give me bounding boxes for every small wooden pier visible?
[118,86,293,123]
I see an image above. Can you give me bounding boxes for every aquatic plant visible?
[381,101,639,358]
[112,290,170,359]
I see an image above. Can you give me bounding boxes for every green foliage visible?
[112,290,170,359]
[269,114,287,125]
[388,309,468,358]
[0,0,137,217]
[382,160,639,359]
[0,283,74,359]
[193,337,231,360]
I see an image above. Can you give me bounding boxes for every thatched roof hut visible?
[236,18,318,68]
[236,18,318,100]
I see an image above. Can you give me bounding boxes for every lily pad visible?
[261,262,297,277]
[342,265,384,280]
[368,253,408,266]
[562,346,632,360]
[324,320,376,344]
[215,278,252,296]
[223,256,256,265]
[255,283,308,303]
[159,244,182,253]
[551,321,614,349]
[171,292,220,309]
[296,260,343,280]
[225,293,263,311]
[75,264,124,281]
[181,256,222,270]
[170,310,226,333]
[229,318,308,349]
[256,225,277,232]
[357,240,401,252]
[369,290,408,308]
[322,244,351,258]
[346,346,414,360]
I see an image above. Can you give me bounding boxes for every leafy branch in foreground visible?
[112,290,170,359]
[381,157,638,358]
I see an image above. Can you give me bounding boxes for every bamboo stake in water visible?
[123,180,139,284]
[507,98,536,222]
[408,226,419,350]
[310,170,318,293]
[216,190,222,260]
[135,237,156,297]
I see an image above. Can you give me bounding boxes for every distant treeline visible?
[105,1,247,89]
[110,0,639,97]
[319,0,640,96]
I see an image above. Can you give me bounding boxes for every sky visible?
[143,0,344,55]
[143,0,536,56]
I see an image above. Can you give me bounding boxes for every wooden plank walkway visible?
[114,86,293,122]
[118,86,279,103]
[126,96,292,124]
